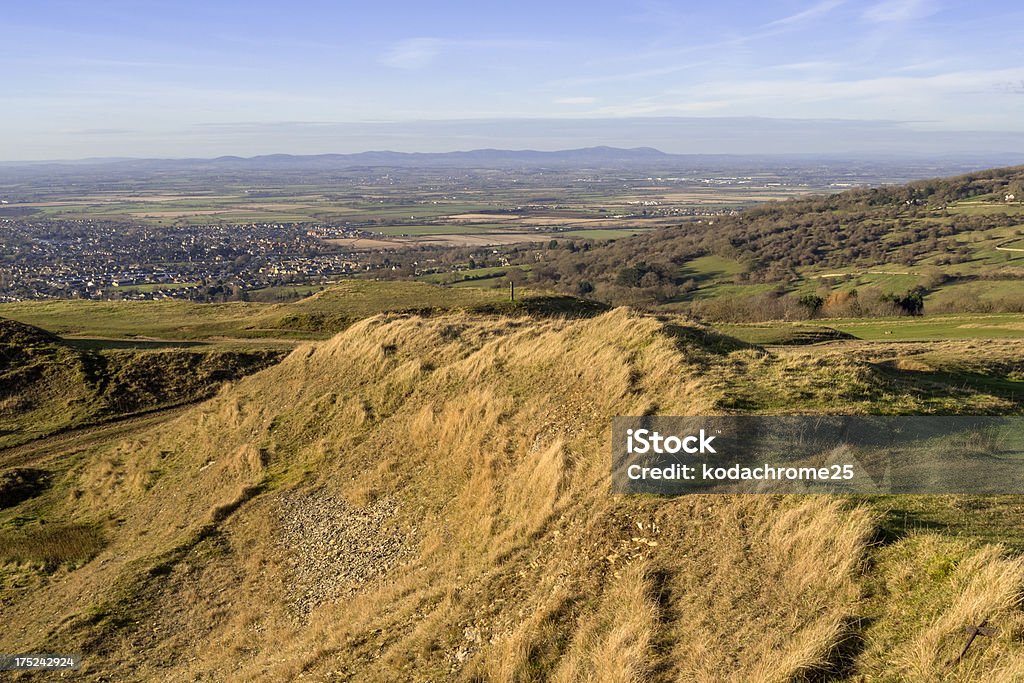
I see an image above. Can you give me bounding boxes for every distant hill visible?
[4,146,1020,176]
[214,145,672,168]
[0,146,675,174]
[526,164,1024,317]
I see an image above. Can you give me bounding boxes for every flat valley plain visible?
[0,161,924,248]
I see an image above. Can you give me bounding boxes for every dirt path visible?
[0,404,193,469]
[62,335,304,348]
[809,269,912,279]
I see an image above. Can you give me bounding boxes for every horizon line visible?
[5,146,1024,166]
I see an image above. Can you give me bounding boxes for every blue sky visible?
[3,0,1023,159]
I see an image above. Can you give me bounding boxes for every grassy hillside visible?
[0,318,282,448]
[3,310,1024,681]
[0,280,595,343]
[716,313,1024,344]
[519,166,1024,316]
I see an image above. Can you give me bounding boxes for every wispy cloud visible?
[891,59,953,73]
[381,37,555,70]
[554,96,597,105]
[771,61,840,72]
[863,0,933,23]
[554,3,846,90]
[381,38,444,69]
[64,127,136,136]
[546,60,713,88]
[766,0,848,28]
[582,67,1024,120]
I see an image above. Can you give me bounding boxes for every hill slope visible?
[3,310,1024,681]
[0,281,603,342]
[0,317,283,448]
[525,165,1024,315]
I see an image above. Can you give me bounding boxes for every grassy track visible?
[716,313,1024,343]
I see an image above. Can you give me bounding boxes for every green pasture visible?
[717,313,1024,344]
[0,281,520,343]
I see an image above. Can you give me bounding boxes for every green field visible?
[246,284,330,302]
[829,313,1024,340]
[945,200,1024,216]
[16,190,481,227]
[925,279,1024,306]
[419,264,532,286]
[0,281,523,343]
[15,282,1017,349]
[557,228,644,239]
[374,223,515,236]
[716,313,1024,344]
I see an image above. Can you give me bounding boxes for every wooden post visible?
[951,621,997,668]
[509,280,515,302]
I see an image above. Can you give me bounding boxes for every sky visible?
[2,0,1023,160]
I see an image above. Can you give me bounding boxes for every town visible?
[0,218,380,301]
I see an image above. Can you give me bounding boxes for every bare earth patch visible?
[446,213,523,221]
[277,489,414,615]
[958,323,1024,330]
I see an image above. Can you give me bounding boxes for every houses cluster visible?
[0,218,377,301]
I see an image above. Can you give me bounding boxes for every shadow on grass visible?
[877,363,1024,411]
[63,338,209,350]
[661,322,754,355]
[804,615,879,683]
[860,495,1024,552]
[469,295,611,318]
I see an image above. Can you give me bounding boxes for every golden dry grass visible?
[0,523,105,567]
[2,309,1024,681]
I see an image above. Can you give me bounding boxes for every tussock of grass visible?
[551,562,659,683]
[857,534,1024,682]
[0,523,105,567]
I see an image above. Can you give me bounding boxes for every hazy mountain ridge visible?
[0,146,671,173]
[2,146,1018,175]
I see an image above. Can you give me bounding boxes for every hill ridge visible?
[4,310,1024,680]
